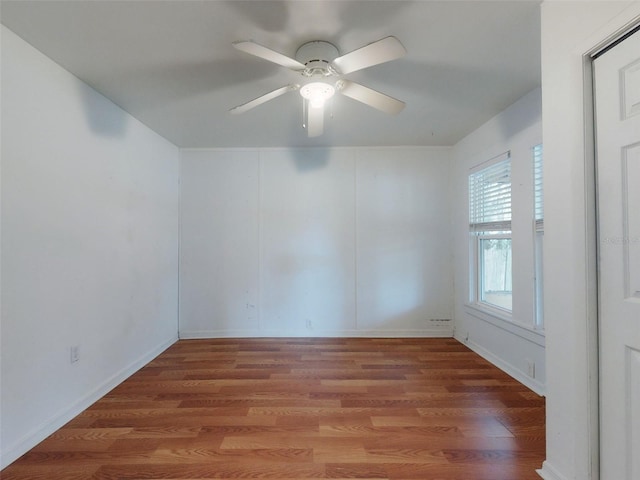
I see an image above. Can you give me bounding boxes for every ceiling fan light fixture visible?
[300,82,335,108]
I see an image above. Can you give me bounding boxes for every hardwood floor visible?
[2,338,545,479]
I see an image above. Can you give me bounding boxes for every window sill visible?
[464,303,546,347]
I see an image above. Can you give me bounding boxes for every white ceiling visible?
[1,0,541,148]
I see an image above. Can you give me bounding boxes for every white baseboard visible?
[1,335,178,469]
[464,338,546,396]
[179,328,454,339]
[536,461,570,480]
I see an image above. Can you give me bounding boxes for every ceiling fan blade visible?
[230,84,299,114]
[306,103,324,137]
[233,40,306,71]
[332,36,406,75]
[337,80,405,115]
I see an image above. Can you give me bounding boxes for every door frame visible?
[583,16,640,480]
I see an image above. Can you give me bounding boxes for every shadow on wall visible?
[79,81,129,137]
[494,89,541,139]
[290,148,331,173]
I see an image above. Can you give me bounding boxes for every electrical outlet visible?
[527,359,536,378]
[70,345,80,364]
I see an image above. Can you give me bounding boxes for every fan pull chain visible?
[302,99,307,129]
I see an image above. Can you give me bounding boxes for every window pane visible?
[535,231,544,329]
[479,238,512,310]
[469,155,512,230]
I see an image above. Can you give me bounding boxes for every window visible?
[533,144,544,329]
[534,144,543,228]
[469,152,512,313]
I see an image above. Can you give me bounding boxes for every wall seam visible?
[177,149,182,339]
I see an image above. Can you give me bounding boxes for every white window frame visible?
[468,152,512,318]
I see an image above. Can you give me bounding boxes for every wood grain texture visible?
[1,338,545,479]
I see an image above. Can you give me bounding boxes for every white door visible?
[594,29,640,480]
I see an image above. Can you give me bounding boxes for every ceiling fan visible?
[229,36,407,137]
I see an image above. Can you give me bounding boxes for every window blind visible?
[469,153,511,233]
[533,144,543,231]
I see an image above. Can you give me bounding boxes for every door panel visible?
[622,144,640,299]
[594,28,640,480]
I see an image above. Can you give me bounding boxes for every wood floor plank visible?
[1,338,545,480]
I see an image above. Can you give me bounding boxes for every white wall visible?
[451,88,545,395]
[539,3,640,480]
[179,147,453,337]
[0,26,180,467]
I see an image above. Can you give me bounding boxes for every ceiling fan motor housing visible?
[295,41,340,77]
